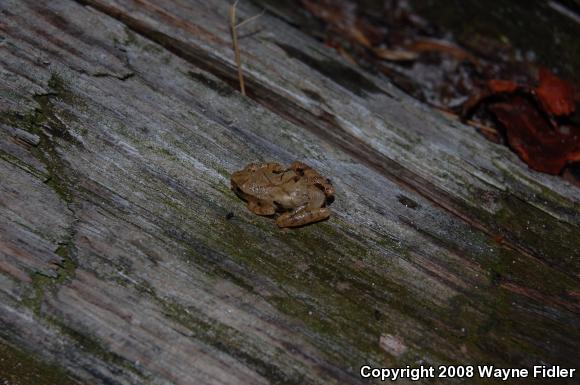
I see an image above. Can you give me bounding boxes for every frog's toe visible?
[276,207,330,228]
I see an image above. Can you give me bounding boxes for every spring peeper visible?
[231,161,335,227]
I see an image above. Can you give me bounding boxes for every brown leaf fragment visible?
[488,79,520,94]
[406,39,480,65]
[373,47,418,61]
[535,68,576,117]
[348,24,373,48]
[489,96,580,174]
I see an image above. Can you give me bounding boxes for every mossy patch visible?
[169,214,447,368]
[0,74,79,204]
[46,317,141,377]
[156,298,304,385]
[2,73,79,318]
[0,339,79,385]
[22,244,78,317]
[0,147,46,180]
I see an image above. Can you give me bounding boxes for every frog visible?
[230,161,335,228]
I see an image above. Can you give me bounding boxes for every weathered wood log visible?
[0,1,578,384]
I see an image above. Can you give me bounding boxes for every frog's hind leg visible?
[247,200,276,216]
[290,161,335,197]
[276,207,330,228]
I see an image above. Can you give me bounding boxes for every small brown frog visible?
[231,161,335,228]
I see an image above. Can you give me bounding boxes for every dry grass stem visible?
[229,1,263,96]
[236,9,264,29]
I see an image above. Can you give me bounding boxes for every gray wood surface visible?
[1,1,579,384]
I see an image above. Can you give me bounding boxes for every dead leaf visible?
[488,79,520,94]
[489,96,580,174]
[535,68,576,117]
[406,38,479,65]
[373,47,418,61]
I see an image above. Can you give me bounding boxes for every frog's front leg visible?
[276,205,330,228]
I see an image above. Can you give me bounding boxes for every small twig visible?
[236,9,264,29]
[467,119,499,136]
[229,1,263,96]
[437,108,499,136]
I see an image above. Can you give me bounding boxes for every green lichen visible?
[0,75,77,205]
[123,27,139,47]
[171,214,438,368]
[21,243,78,317]
[0,148,46,180]
[214,164,231,180]
[443,171,580,274]
[21,274,52,317]
[46,317,141,376]
[2,73,79,320]
[492,193,580,270]
[156,298,303,385]
[146,144,177,160]
[0,339,80,385]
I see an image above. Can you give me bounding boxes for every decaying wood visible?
[0,1,578,384]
